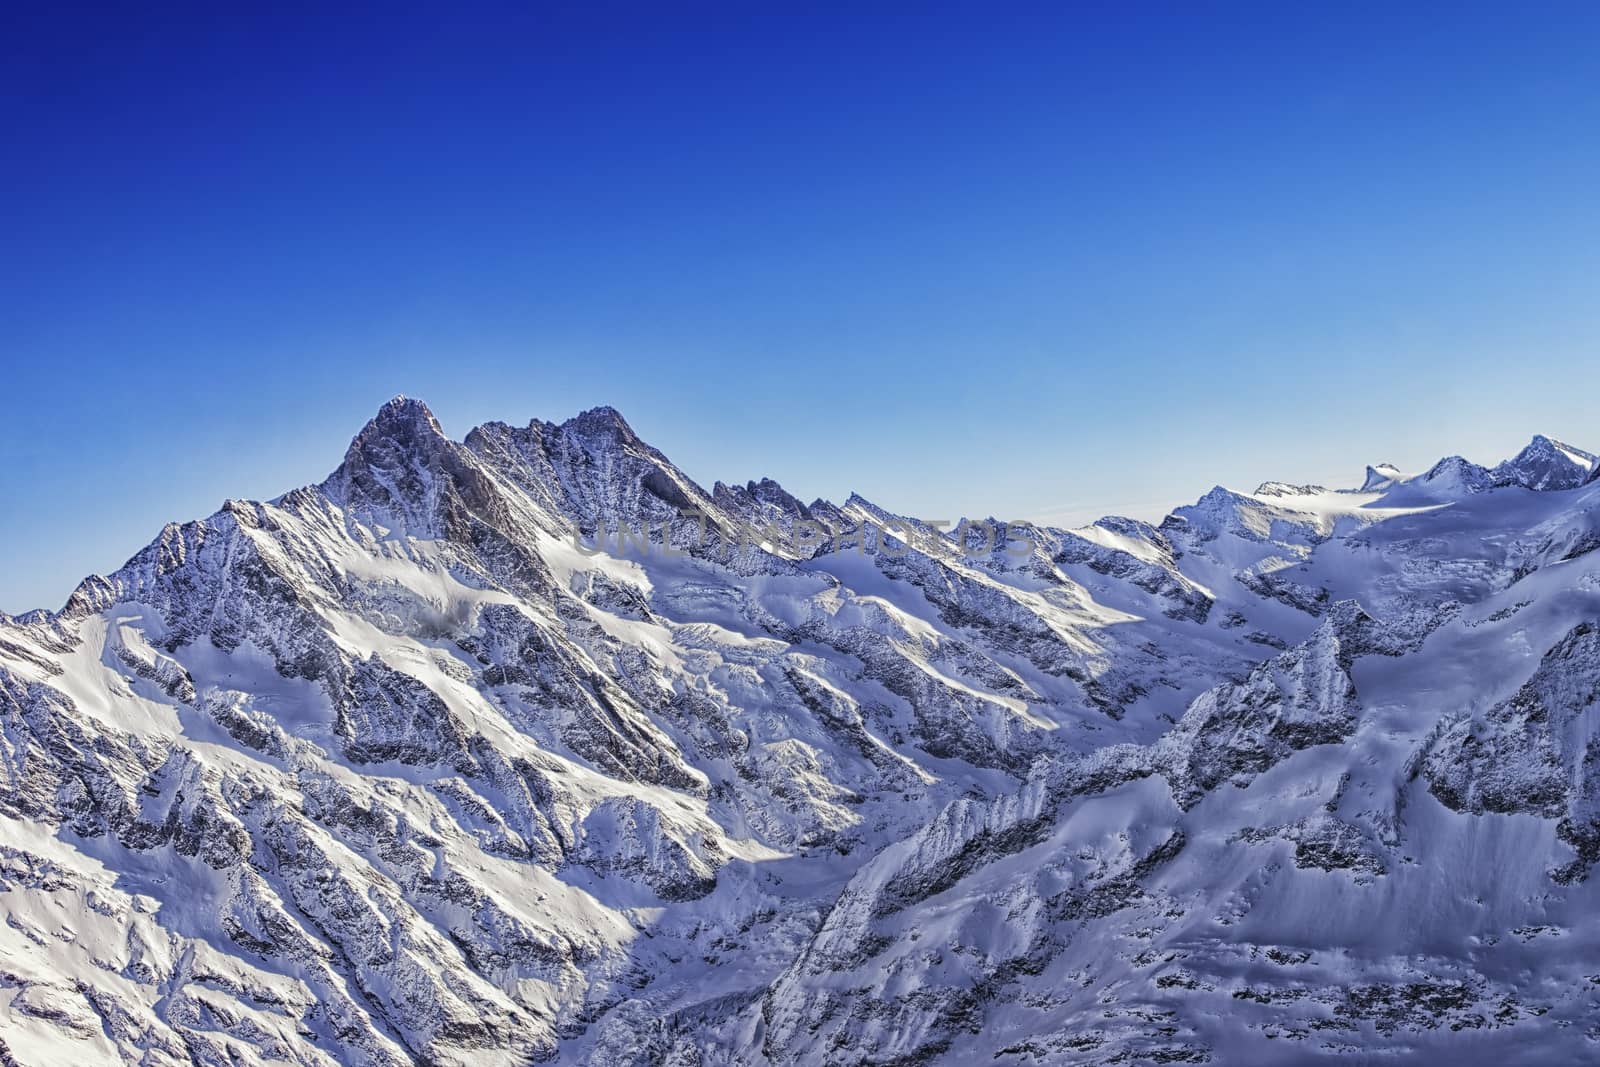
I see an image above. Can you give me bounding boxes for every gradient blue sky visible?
[4,4,1600,612]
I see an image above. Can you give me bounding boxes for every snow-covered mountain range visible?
[4,398,1600,1065]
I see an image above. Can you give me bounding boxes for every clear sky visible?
[4,4,1600,612]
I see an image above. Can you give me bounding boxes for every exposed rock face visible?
[1420,620,1600,882]
[5,400,1600,1064]
[1491,434,1598,491]
[1049,517,1214,623]
[1155,603,1387,809]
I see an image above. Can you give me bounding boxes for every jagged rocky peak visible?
[536,406,688,485]
[468,404,645,454]
[319,394,540,547]
[551,404,644,446]
[841,490,875,510]
[837,491,944,542]
[344,394,451,461]
[60,572,119,620]
[712,476,815,526]
[323,395,457,502]
[1492,433,1598,491]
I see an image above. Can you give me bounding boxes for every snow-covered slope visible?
[3,402,1599,1065]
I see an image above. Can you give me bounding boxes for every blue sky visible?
[4,4,1600,612]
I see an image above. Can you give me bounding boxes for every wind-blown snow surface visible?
[3,399,1600,1065]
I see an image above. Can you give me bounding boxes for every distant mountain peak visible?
[1493,434,1597,491]
[557,404,641,443]
[1417,454,1493,496]
[1361,464,1403,491]
[369,393,444,433]
[320,395,482,534]
[1528,433,1595,466]
[339,395,451,465]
